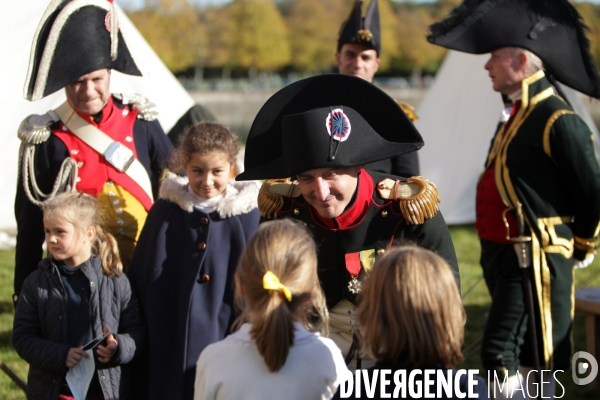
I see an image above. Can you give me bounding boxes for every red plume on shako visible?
[326,108,351,142]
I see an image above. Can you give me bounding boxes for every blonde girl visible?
[128,122,260,400]
[13,192,145,400]
[194,219,349,400]
[343,246,488,399]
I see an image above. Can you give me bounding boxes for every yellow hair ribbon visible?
[262,271,292,302]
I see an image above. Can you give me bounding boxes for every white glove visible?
[574,254,595,269]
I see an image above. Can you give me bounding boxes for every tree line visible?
[127,0,600,79]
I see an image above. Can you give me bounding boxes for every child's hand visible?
[97,326,118,363]
[66,346,89,368]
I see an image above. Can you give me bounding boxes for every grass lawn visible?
[0,225,599,398]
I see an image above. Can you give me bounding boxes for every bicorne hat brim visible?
[24,0,142,101]
[427,0,600,98]
[237,74,423,181]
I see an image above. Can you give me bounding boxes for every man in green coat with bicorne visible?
[429,0,600,398]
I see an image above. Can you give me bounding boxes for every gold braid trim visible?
[258,178,301,218]
[377,176,440,224]
[397,101,419,122]
[574,236,597,252]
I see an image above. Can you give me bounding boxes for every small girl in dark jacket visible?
[13,192,145,400]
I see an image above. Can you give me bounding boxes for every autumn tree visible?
[286,0,341,72]
[574,1,600,67]
[393,4,447,74]
[128,0,204,73]
[225,0,290,73]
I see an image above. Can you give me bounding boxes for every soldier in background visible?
[15,0,173,303]
[336,0,420,177]
[429,0,600,397]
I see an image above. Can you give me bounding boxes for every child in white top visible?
[194,219,349,400]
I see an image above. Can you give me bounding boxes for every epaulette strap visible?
[397,101,419,123]
[258,178,301,218]
[574,236,597,252]
[18,110,60,144]
[113,93,159,121]
[377,176,440,224]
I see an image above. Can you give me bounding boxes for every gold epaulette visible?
[377,176,440,224]
[113,93,159,121]
[397,101,419,122]
[18,110,60,144]
[258,178,301,218]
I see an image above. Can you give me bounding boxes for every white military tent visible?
[0,1,194,233]
[416,50,600,225]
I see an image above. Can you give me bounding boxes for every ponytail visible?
[234,220,328,372]
[251,291,295,372]
[94,227,122,277]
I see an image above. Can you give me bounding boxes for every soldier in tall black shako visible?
[428,0,600,397]
[335,0,420,177]
[236,74,459,369]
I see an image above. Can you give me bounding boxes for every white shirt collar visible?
[508,89,522,102]
[187,186,223,213]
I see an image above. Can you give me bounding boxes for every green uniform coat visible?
[479,70,600,373]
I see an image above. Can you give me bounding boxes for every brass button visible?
[381,210,388,218]
[201,274,210,282]
[200,217,209,225]
[293,208,300,215]
[198,242,207,250]
[100,376,106,381]
[90,282,95,287]
[377,249,385,255]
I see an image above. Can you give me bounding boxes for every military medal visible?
[348,277,362,294]
[344,249,378,294]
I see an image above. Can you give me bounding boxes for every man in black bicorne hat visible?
[429,0,600,397]
[237,74,458,368]
[14,0,173,302]
[335,0,420,178]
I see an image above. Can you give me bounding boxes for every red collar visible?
[71,96,115,127]
[310,169,373,230]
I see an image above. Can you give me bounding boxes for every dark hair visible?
[169,121,240,171]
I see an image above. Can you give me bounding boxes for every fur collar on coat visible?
[159,172,258,218]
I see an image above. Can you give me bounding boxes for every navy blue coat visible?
[127,175,260,400]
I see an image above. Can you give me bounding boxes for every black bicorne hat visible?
[24,0,143,101]
[236,74,423,181]
[337,0,381,55]
[427,0,600,98]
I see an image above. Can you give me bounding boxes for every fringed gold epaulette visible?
[258,178,301,218]
[18,110,60,144]
[397,101,419,122]
[377,176,440,224]
[113,93,159,121]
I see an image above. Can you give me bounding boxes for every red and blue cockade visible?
[326,108,352,142]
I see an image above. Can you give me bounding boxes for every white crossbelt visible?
[54,101,154,201]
